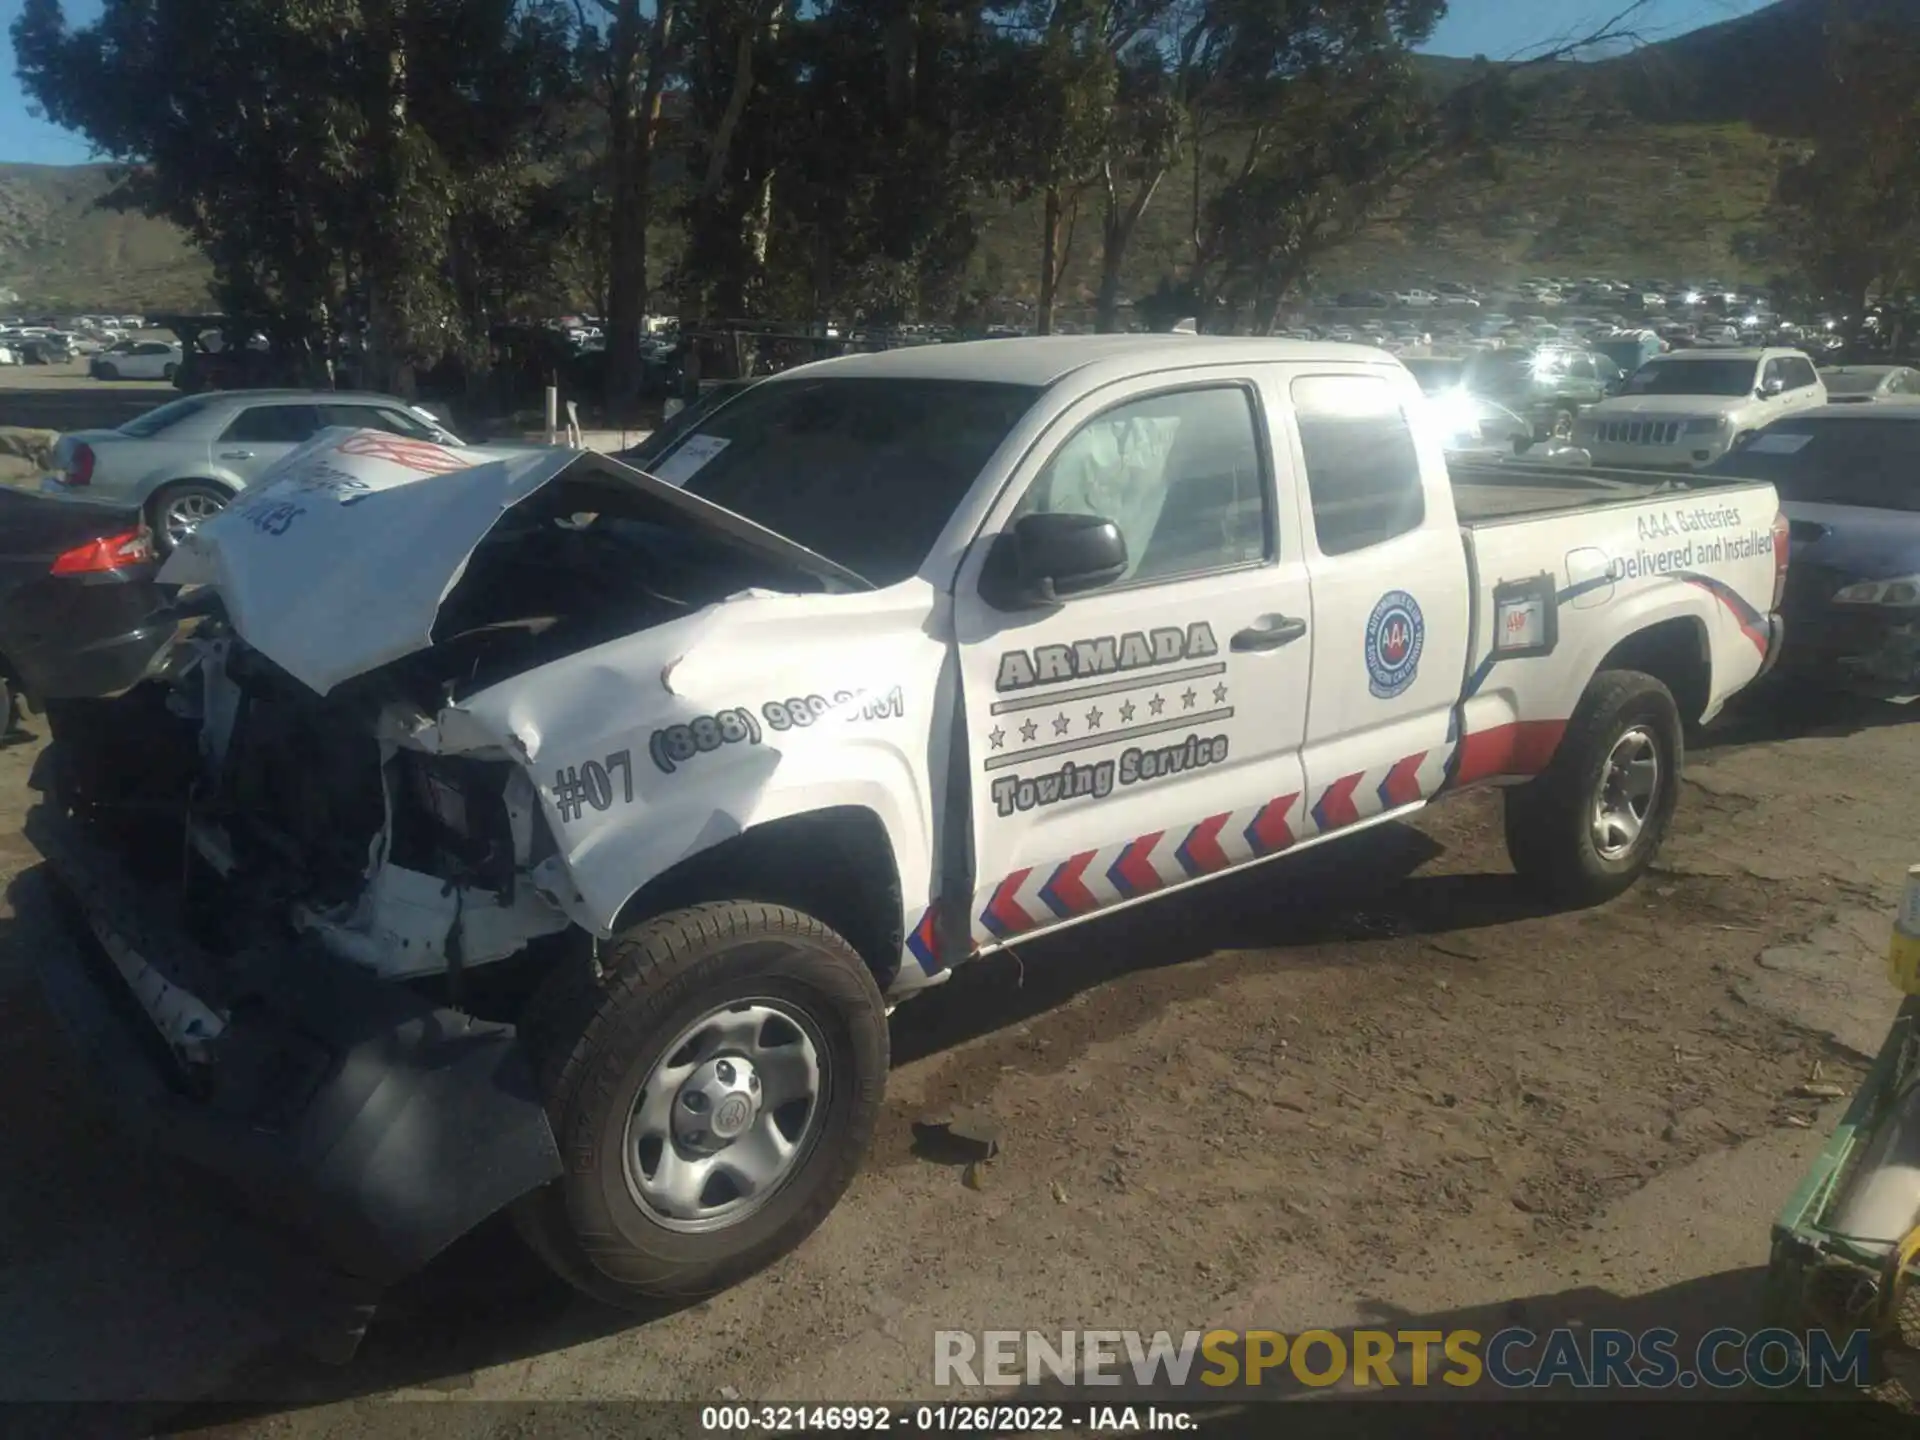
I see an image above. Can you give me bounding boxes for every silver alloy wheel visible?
[161,489,225,548]
[1591,726,1661,861]
[623,998,827,1233]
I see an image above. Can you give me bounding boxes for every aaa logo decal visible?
[1365,591,1424,699]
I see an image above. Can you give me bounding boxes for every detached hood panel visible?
[158,429,865,696]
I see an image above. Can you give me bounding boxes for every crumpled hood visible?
[158,428,865,696]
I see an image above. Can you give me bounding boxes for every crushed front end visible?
[22,634,572,1291]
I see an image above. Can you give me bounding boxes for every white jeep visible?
[1575,348,1827,469]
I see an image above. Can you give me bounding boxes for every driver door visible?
[950,371,1315,949]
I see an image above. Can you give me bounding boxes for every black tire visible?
[511,901,888,1309]
[162,362,178,381]
[1503,669,1684,908]
[95,361,118,380]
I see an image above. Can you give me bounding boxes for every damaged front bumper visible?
[20,768,563,1288]
[1781,607,1920,701]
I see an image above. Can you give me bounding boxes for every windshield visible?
[118,394,218,439]
[1593,341,1647,371]
[1705,419,1920,511]
[1461,352,1534,396]
[1622,359,1758,397]
[669,377,1041,584]
[623,382,753,466]
[1819,370,1885,396]
[1401,359,1465,395]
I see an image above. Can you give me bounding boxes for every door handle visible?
[1232,615,1308,652]
[219,450,255,459]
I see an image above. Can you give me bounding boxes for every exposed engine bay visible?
[46,471,841,993]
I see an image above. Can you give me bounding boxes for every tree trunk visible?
[606,0,677,418]
[1036,186,1079,335]
[1096,164,1164,333]
[1038,187,1060,336]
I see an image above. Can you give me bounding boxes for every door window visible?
[1291,375,1427,556]
[220,404,323,444]
[1782,358,1819,390]
[1009,386,1270,586]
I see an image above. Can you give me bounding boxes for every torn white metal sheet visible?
[158,427,863,698]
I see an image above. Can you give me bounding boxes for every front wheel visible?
[161,362,178,381]
[94,362,118,380]
[512,902,888,1308]
[1503,669,1684,907]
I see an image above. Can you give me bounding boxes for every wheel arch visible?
[1592,614,1712,727]
[608,805,907,994]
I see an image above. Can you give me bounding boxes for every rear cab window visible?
[1290,374,1427,556]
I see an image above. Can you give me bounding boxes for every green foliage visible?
[12,0,581,379]
[1767,12,1920,321]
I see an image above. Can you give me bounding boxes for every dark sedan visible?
[0,491,177,729]
[1708,406,1920,697]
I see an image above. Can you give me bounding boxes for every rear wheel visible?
[161,362,178,382]
[1504,670,1683,907]
[147,482,229,555]
[512,901,888,1308]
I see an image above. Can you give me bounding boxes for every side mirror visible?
[982,512,1129,609]
[1760,377,1785,397]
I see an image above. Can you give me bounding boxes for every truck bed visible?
[1449,459,1748,525]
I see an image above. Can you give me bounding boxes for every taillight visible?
[63,442,95,487]
[51,528,152,576]
[1771,509,1790,611]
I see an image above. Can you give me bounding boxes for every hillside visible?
[0,163,211,311]
[0,0,1908,314]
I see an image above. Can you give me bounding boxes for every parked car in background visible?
[89,339,184,382]
[1817,366,1920,404]
[1592,331,1664,375]
[0,490,174,729]
[1574,348,1826,469]
[1459,345,1623,440]
[1710,407,1920,697]
[43,389,465,553]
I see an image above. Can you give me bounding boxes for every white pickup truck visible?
[26,336,1788,1345]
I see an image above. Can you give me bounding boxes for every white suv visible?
[1573,348,1827,469]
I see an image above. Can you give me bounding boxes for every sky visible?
[0,0,1779,166]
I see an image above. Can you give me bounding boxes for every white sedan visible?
[1818,365,1920,404]
[89,339,184,381]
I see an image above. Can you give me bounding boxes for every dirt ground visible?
[0,675,1916,1432]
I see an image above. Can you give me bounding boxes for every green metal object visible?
[1767,996,1920,1335]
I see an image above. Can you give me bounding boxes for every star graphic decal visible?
[1086,706,1103,730]
[1213,681,1229,704]
[1053,712,1072,736]
[988,726,1006,750]
[1118,698,1137,723]
[1020,717,1039,743]
[1148,693,1167,716]
[1182,687,1198,709]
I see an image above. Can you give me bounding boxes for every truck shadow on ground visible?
[987,1263,1912,1433]
[0,815,1574,1425]
[1695,681,1916,754]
